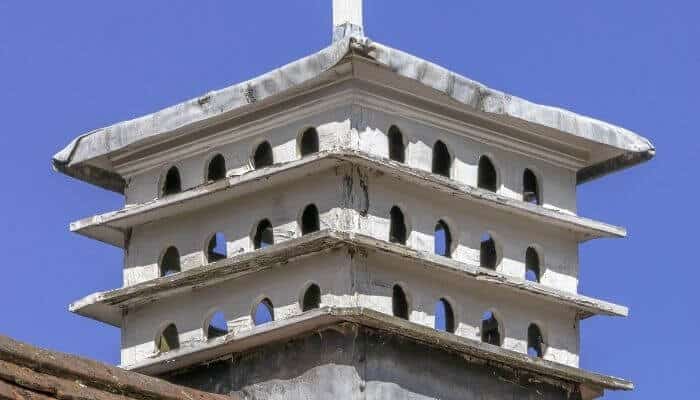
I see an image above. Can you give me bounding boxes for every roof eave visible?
[52,150,126,193]
[577,147,656,184]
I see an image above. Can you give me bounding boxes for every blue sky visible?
[0,1,696,398]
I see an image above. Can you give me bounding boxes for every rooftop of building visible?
[0,334,236,400]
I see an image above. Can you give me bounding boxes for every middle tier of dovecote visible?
[125,165,580,292]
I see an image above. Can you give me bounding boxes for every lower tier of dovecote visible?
[121,247,580,369]
[162,323,583,400]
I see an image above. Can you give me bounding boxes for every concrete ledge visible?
[124,306,633,393]
[70,229,627,327]
[70,150,626,248]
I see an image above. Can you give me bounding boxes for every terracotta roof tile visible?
[0,335,234,400]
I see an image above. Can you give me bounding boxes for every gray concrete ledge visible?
[70,150,626,249]
[125,306,633,393]
[70,229,627,328]
[53,36,654,192]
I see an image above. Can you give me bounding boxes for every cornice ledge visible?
[70,149,626,248]
[69,229,628,328]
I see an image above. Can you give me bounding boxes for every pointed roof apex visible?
[333,0,364,42]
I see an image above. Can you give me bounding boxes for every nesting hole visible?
[481,311,501,346]
[480,233,498,270]
[207,233,227,263]
[525,247,541,283]
[160,247,181,277]
[253,141,273,169]
[478,156,497,192]
[206,311,228,340]
[301,204,320,235]
[523,168,540,204]
[435,298,455,333]
[388,125,405,163]
[253,219,274,249]
[432,140,451,177]
[207,154,226,182]
[162,167,182,197]
[435,220,452,258]
[528,323,545,358]
[299,128,319,157]
[392,284,409,320]
[253,298,274,326]
[156,324,179,353]
[389,206,407,245]
[302,284,321,312]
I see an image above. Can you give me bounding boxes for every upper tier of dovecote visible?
[121,104,581,213]
[52,35,654,195]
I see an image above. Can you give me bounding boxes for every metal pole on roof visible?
[333,0,364,42]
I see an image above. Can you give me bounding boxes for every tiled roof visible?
[0,334,235,400]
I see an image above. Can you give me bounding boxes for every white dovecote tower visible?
[55,1,654,399]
